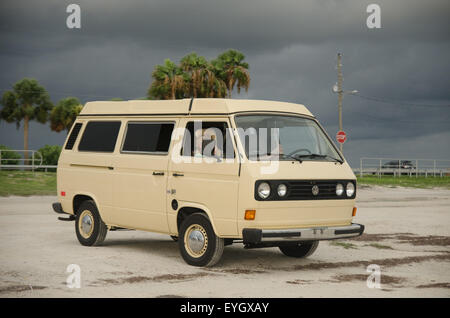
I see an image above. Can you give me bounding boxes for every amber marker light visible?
[352,207,357,216]
[245,210,256,220]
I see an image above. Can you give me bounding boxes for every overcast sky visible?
[0,0,449,167]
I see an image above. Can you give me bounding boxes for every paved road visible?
[0,187,449,297]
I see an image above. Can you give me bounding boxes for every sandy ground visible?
[0,186,449,298]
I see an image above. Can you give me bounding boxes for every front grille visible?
[254,180,356,201]
[287,180,345,200]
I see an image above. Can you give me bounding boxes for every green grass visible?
[1,171,449,197]
[357,175,450,189]
[330,241,358,249]
[0,171,56,196]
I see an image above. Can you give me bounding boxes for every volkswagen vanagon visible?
[53,98,364,267]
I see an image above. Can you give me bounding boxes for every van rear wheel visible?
[178,213,224,267]
[279,241,319,258]
[75,200,107,246]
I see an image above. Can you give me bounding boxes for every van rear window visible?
[78,121,121,152]
[122,122,174,153]
[65,123,83,150]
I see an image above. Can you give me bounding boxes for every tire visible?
[279,241,319,258]
[170,236,178,242]
[75,200,107,246]
[178,213,224,267]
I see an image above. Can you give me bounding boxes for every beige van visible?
[53,98,364,267]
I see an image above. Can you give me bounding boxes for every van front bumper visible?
[242,223,364,245]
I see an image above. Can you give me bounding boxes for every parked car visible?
[382,160,415,169]
[53,98,364,267]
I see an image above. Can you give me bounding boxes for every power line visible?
[352,93,450,108]
[347,109,450,124]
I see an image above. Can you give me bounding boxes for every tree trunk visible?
[192,72,197,98]
[227,81,232,98]
[24,115,29,164]
[171,83,176,100]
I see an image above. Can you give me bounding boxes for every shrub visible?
[0,145,21,165]
[37,145,62,166]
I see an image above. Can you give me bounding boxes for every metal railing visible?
[356,157,450,177]
[0,149,56,171]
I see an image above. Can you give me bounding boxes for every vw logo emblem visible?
[311,185,319,196]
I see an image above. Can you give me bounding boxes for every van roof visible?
[79,98,314,117]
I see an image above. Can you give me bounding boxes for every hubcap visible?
[78,210,94,239]
[184,224,208,258]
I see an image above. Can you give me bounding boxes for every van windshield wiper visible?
[295,153,343,164]
[281,154,303,163]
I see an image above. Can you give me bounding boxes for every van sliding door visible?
[110,119,178,231]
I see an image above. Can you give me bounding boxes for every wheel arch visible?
[72,192,102,217]
[176,203,219,237]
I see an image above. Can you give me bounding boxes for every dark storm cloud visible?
[2,0,450,47]
[0,0,449,166]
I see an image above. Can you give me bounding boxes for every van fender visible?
[72,192,106,221]
[176,201,220,237]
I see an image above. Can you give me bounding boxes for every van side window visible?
[65,123,83,150]
[122,122,174,154]
[78,121,121,152]
[182,121,235,159]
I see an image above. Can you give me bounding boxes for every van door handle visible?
[173,173,184,177]
[152,171,164,176]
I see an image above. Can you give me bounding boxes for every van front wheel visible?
[75,200,107,246]
[179,213,224,267]
[279,241,319,258]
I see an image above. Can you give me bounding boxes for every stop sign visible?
[336,131,347,144]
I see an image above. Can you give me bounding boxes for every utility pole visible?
[333,53,357,154]
[337,53,343,153]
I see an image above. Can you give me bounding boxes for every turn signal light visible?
[352,207,357,216]
[245,210,256,220]
[61,191,66,197]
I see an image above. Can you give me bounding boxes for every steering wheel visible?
[286,148,311,157]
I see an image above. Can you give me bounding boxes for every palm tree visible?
[180,53,229,98]
[50,97,83,133]
[204,64,227,98]
[212,49,250,98]
[148,59,187,100]
[180,53,209,98]
[0,78,53,161]
[147,50,250,99]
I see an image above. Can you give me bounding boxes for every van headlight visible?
[346,182,355,197]
[257,182,271,199]
[336,183,344,196]
[277,184,287,197]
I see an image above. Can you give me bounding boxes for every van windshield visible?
[234,115,342,162]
